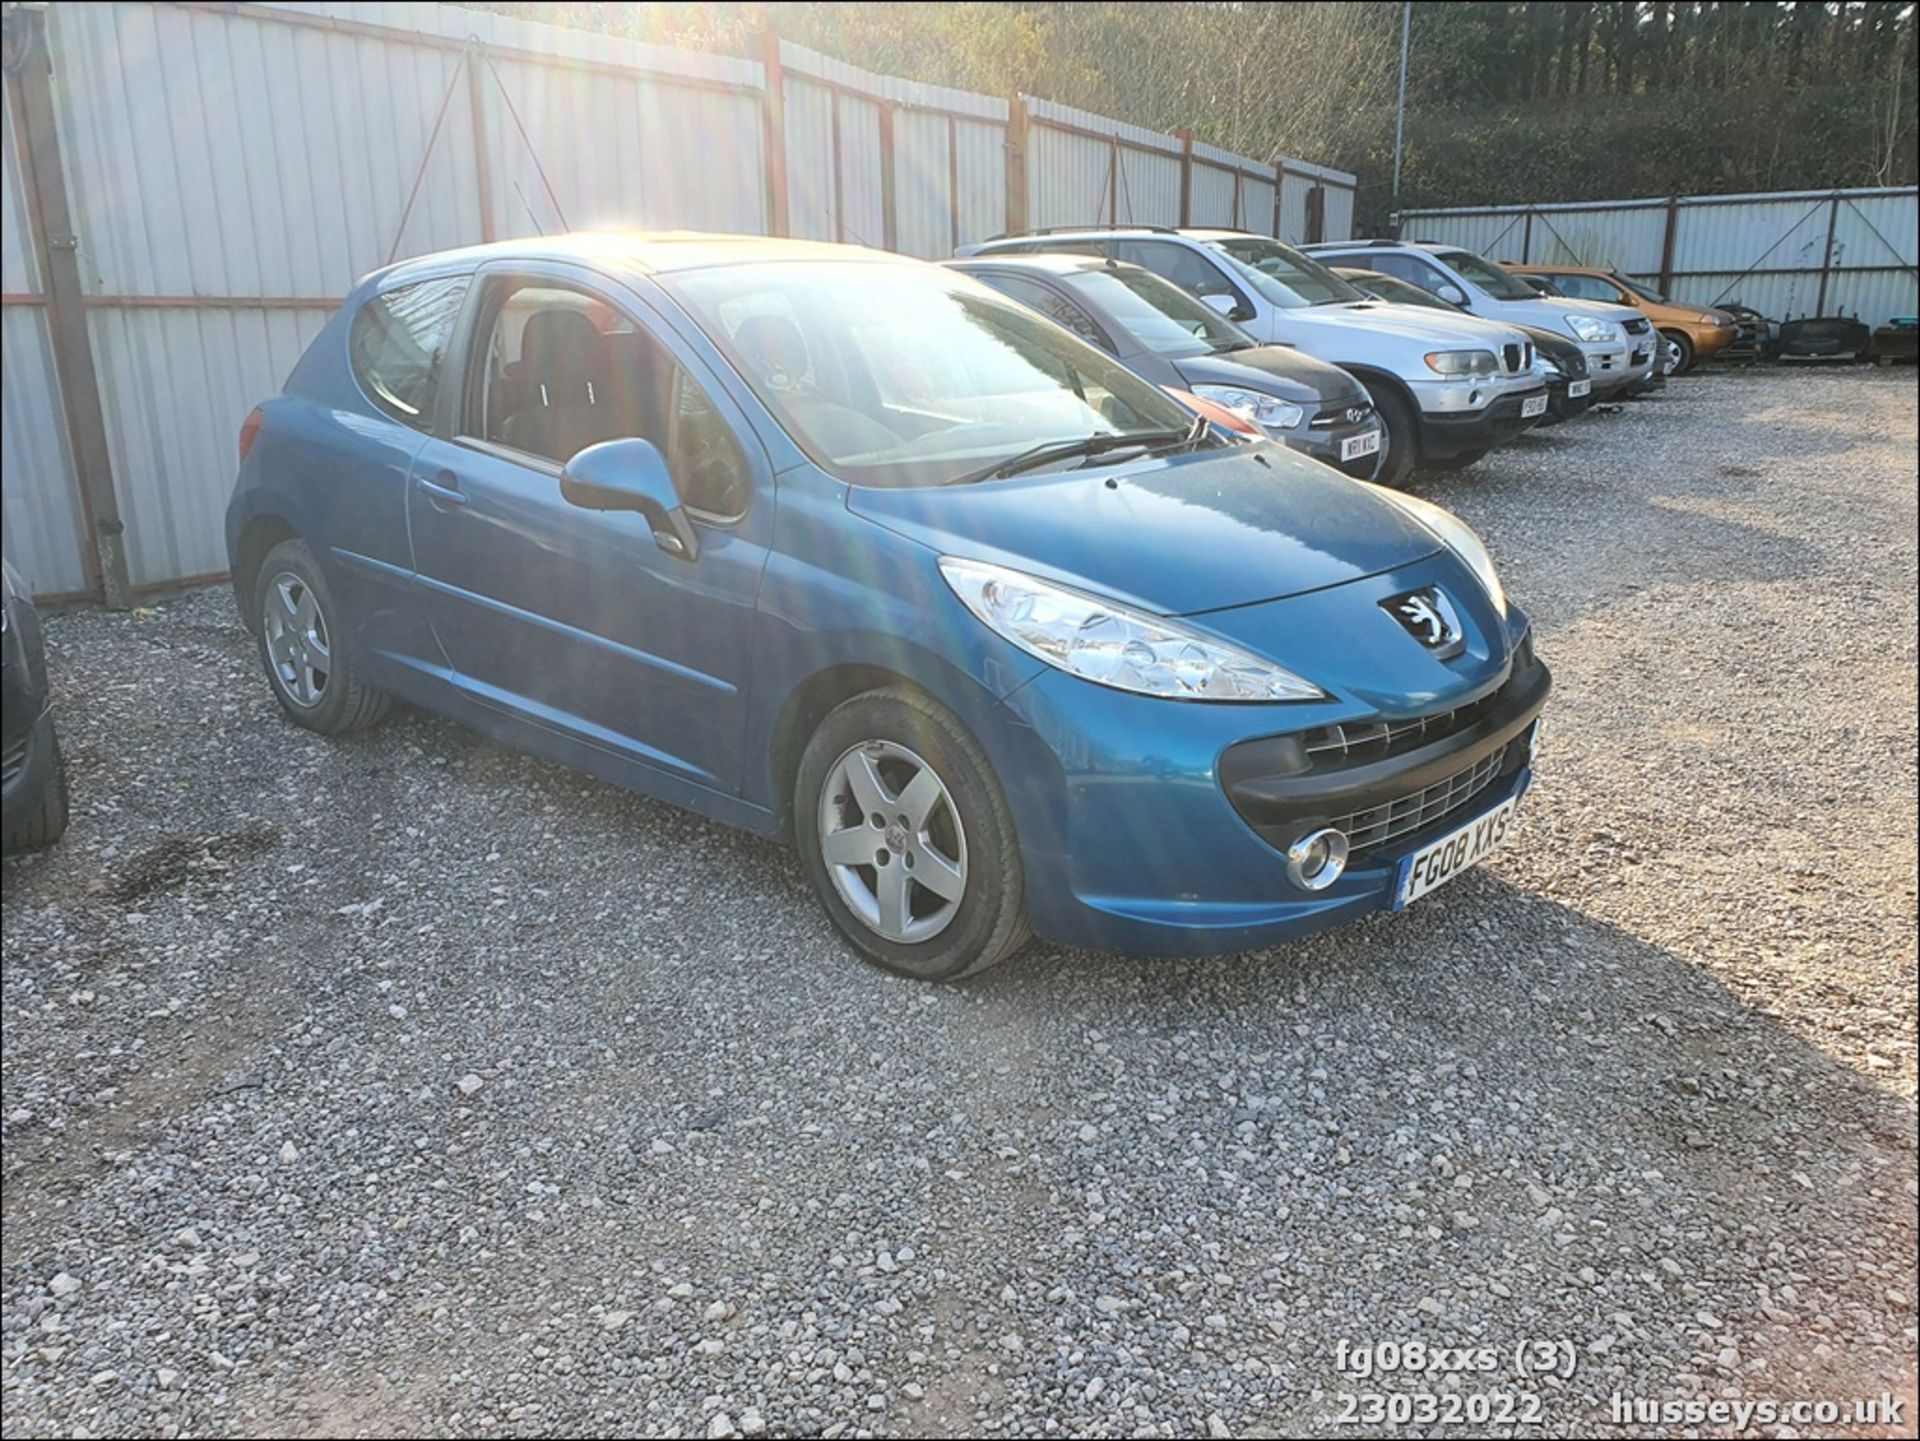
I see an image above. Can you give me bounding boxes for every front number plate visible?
[1393,795,1522,909]
[1567,378,1592,398]
[1521,393,1549,418]
[1340,429,1382,462]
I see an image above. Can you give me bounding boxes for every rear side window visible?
[976,274,1109,349]
[349,276,469,428]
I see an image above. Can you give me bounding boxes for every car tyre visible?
[253,539,390,735]
[2,726,69,855]
[1661,329,1695,375]
[796,686,1029,981]
[1369,387,1419,487]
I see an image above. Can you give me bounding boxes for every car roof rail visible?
[978,223,1181,243]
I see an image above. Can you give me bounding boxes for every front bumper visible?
[1689,322,1737,361]
[1280,405,1384,480]
[1541,375,1593,424]
[974,554,1549,957]
[1415,384,1549,459]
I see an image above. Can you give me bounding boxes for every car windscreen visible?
[664,261,1196,489]
[1210,238,1363,307]
[1611,271,1666,303]
[1058,266,1252,357]
[1346,271,1458,312]
[1442,250,1540,301]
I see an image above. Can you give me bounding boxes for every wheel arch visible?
[768,662,935,844]
[232,513,301,631]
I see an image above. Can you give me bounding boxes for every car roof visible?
[948,252,1131,278]
[377,231,913,287]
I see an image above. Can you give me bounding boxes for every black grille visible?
[1300,689,1503,769]
[1309,403,1373,431]
[1622,316,1652,335]
[1,733,28,790]
[1332,742,1511,853]
[1502,342,1522,373]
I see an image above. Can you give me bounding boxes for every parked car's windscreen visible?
[1344,271,1457,312]
[1610,271,1665,302]
[665,262,1195,488]
[1209,238,1362,308]
[1057,266,1253,357]
[1442,250,1540,302]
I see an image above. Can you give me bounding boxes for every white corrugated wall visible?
[1402,188,1918,328]
[1,2,1358,598]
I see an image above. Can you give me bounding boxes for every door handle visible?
[417,470,467,508]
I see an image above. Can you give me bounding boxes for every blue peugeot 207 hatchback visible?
[226,234,1549,980]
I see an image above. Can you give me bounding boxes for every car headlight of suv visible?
[939,557,1325,702]
[1367,489,1508,618]
[1423,349,1498,377]
[1188,385,1305,434]
[1564,314,1620,344]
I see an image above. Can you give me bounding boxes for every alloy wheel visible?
[262,571,331,708]
[818,740,968,943]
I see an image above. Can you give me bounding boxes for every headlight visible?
[1366,489,1507,618]
[1565,315,1619,344]
[1423,349,1497,377]
[1188,385,1305,433]
[939,557,1325,702]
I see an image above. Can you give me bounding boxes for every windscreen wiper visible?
[944,425,1194,487]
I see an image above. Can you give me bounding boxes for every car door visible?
[320,272,470,676]
[406,262,772,793]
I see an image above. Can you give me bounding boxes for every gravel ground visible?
[3,368,1915,1439]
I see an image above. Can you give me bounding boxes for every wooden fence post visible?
[878,102,898,251]
[1658,196,1680,293]
[1177,128,1193,227]
[1004,95,1029,236]
[466,45,496,242]
[758,31,789,237]
[1814,193,1840,315]
[8,9,131,607]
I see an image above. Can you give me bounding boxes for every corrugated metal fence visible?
[0,1,1358,601]
[1401,187,1918,332]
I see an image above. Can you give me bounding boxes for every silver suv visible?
[958,227,1547,484]
[1305,240,1658,398]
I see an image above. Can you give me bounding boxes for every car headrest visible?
[520,308,608,398]
[732,313,809,391]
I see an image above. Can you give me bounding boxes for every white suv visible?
[956,227,1548,484]
[1305,240,1658,398]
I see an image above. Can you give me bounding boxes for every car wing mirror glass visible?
[560,437,700,560]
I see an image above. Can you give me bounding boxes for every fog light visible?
[1286,827,1349,891]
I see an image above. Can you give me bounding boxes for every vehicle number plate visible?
[1340,429,1382,462]
[1567,378,1591,398]
[1521,393,1548,418]
[1393,795,1522,909]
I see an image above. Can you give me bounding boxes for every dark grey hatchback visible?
[947,254,1385,479]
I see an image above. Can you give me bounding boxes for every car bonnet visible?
[846,442,1442,616]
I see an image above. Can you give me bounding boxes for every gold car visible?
[1503,264,1735,374]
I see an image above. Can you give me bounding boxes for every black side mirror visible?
[560,438,699,560]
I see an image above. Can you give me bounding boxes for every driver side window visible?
[1118,241,1244,308]
[465,279,750,520]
